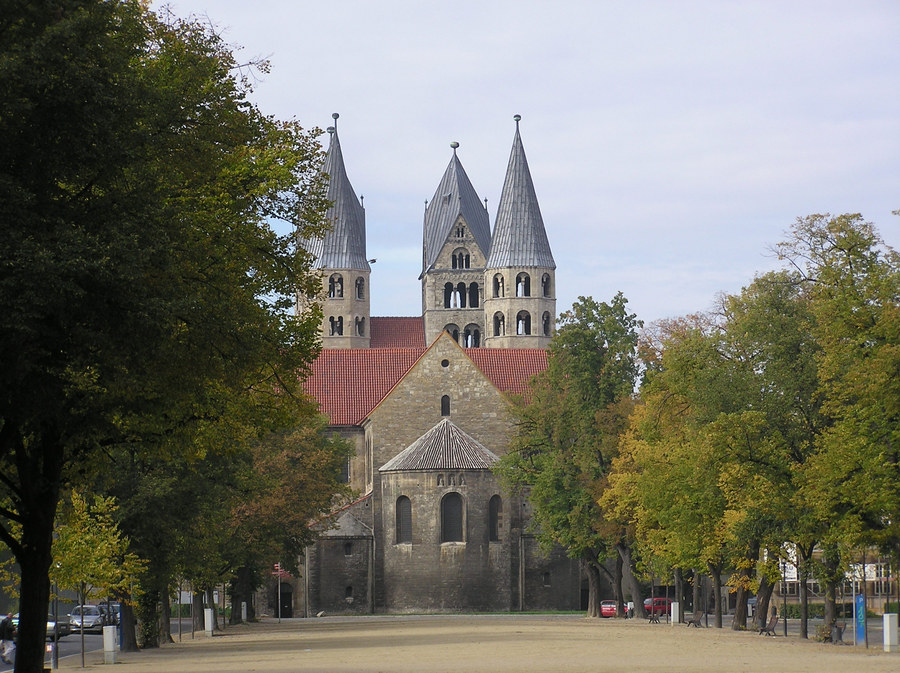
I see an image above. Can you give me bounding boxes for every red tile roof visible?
[304,349,423,426]
[304,342,548,426]
[369,317,425,348]
[465,348,548,398]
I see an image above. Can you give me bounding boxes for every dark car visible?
[643,597,672,616]
[600,600,619,618]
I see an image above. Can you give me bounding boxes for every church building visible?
[287,115,580,616]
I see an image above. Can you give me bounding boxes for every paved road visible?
[0,632,103,671]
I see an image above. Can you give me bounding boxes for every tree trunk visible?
[583,559,602,618]
[160,587,173,643]
[230,566,256,624]
[708,563,723,628]
[756,574,774,631]
[731,542,758,631]
[692,569,701,618]
[116,589,139,652]
[192,592,205,632]
[798,545,813,639]
[613,553,624,617]
[14,513,54,673]
[617,542,646,618]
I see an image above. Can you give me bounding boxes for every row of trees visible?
[500,213,899,634]
[0,3,349,671]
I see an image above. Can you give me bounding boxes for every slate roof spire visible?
[379,418,499,472]
[487,115,555,269]
[421,142,491,277]
[303,113,370,271]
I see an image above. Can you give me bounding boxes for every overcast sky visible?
[155,1,899,326]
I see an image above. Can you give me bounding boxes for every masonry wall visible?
[367,334,514,473]
[378,469,516,612]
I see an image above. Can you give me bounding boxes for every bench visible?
[686,611,705,628]
[758,614,778,636]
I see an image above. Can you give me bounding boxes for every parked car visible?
[643,597,673,616]
[69,605,104,633]
[11,613,70,640]
[600,600,620,618]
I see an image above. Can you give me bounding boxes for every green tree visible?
[0,3,328,669]
[781,214,900,593]
[496,294,641,617]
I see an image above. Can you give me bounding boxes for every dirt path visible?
[64,614,897,672]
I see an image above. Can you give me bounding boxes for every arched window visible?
[493,274,505,298]
[493,312,505,337]
[455,225,466,238]
[441,493,463,542]
[451,248,470,270]
[489,495,502,542]
[329,316,344,336]
[456,282,467,308]
[444,324,459,343]
[355,316,366,336]
[542,312,551,337]
[441,395,450,416]
[396,496,412,544]
[463,325,480,348]
[355,277,365,299]
[468,282,479,308]
[329,274,344,298]
[541,273,551,298]
[443,282,454,308]
[516,273,530,297]
[516,311,531,335]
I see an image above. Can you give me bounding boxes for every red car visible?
[643,597,672,616]
[600,600,619,617]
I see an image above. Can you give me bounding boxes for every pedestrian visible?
[0,612,15,664]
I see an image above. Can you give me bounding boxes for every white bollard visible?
[103,625,117,664]
[204,608,215,637]
[671,601,680,625]
[241,602,247,622]
[884,613,898,653]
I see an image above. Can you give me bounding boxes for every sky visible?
[154,0,900,326]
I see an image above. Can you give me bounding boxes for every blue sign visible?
[855,593,866,644]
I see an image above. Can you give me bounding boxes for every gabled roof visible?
[369,317,425,348]
[304,340,548,427]
[487,116,555,269]
[304,349,422,426]
[300,115,370,271]
[421,144,491,276]
[380,418,499,472]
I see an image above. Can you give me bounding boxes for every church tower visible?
[301,113,371,348]
[420,142,492,347]
[483,115,556,348]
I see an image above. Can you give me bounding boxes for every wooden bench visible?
[686,611,705,627]
[758,614,778,636]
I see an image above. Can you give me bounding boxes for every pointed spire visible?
[487,115,555,269]
[301,113,369,271]
[421,142,491,275]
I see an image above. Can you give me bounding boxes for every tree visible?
[606,272,825,630]
[781,214,900,610]
[51,492,144,666]
[496,294,641,617]
[0,3,328,670]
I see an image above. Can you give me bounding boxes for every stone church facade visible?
[282,114,580,616]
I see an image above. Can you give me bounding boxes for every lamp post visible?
[782,558,788,637]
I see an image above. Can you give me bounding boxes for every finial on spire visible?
[450,141,459,154]
[484,197,488,211]
[513,114,521,127]
[332,112,339,132]
[327,126,335,135]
